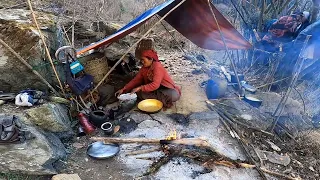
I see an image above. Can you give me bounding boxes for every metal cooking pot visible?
[89,110,108,127]
[205,77,227,99]
[230,73,244,83]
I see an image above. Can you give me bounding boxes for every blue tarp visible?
[76,0,252,55]
[77,0,175,55]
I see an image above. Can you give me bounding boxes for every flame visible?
[166,129,179,140]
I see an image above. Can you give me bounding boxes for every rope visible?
[27,0,66,97]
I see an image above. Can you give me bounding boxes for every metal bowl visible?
[87,141,120,159]
[138,99,163,113]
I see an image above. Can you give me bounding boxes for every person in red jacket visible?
[115,49,181,108]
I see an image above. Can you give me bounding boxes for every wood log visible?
[125,146,162,156]
[91,137,160,144]
[90,137,212,148]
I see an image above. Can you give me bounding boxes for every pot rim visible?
[101,122,113,131]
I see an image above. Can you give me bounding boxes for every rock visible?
[265,140,281,151]
[167,113,189,126]
[283,167,293,174]
[52,174,81,180]
[188,111,220,121]
[129,111,151,124]
[309,166,315,172]
[264,151,291,166]
[104,41,131,62]
[0,9,64,92]
[0,124,67,175]
[240,114,253,121]
[25,103,71,133]
[0,100,4,106]
[138,120,161,129]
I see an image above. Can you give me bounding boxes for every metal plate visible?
[138,99,163,113]
[87,142,120,159]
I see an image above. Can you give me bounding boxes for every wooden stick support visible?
[27,0,66,97]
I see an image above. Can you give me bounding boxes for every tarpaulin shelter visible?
[76,0,252,55]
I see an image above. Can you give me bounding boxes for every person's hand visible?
[115,89,124,97]
[131,87,142,94]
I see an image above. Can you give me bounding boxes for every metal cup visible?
[77,126,86,137]
[101,122,113,136]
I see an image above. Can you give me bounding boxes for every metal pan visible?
[87,141,120,159]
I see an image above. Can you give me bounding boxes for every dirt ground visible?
[55,49,320,180]
[158,50,209,114]
[61,50,213,179]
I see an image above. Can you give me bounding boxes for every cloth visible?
[122,61,181,95]
[15,93,33,107]
[262,15,301,45]
[141,49,159,62]
[137,86,180,108]
[295,20,310,37]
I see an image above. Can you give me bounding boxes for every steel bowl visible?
[137,99,163,113]
[87,141,120,159]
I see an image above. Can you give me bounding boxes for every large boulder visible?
[25,103,71,133]
[0,9,64,92]
[0,104,69,175]
[0,119,67,175]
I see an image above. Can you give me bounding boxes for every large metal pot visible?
[89,110,108,127]
[205,77,227,99]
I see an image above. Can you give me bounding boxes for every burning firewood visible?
[90,136,254,176]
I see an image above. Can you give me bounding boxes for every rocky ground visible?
[1,2,320,180]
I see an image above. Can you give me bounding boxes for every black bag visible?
[64,58,94,95]
[66,73,94,95]
[0,115,21,144]
[0,115,35,144]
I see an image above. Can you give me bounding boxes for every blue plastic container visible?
[205,78,227,99]
[70,60,84,75]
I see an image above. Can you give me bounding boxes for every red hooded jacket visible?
[122,61,181,95]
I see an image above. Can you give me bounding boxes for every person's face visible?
[140,56,153,67]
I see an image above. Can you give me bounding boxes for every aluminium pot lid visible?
[87,141,120,159]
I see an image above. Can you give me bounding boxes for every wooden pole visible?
[0,38,59,96]
[207,0,242,95]
[90,137,212,147]
[268,35,311,132]
[92,0,188,92]
[27,0,66,97]
[258,0,265,32]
